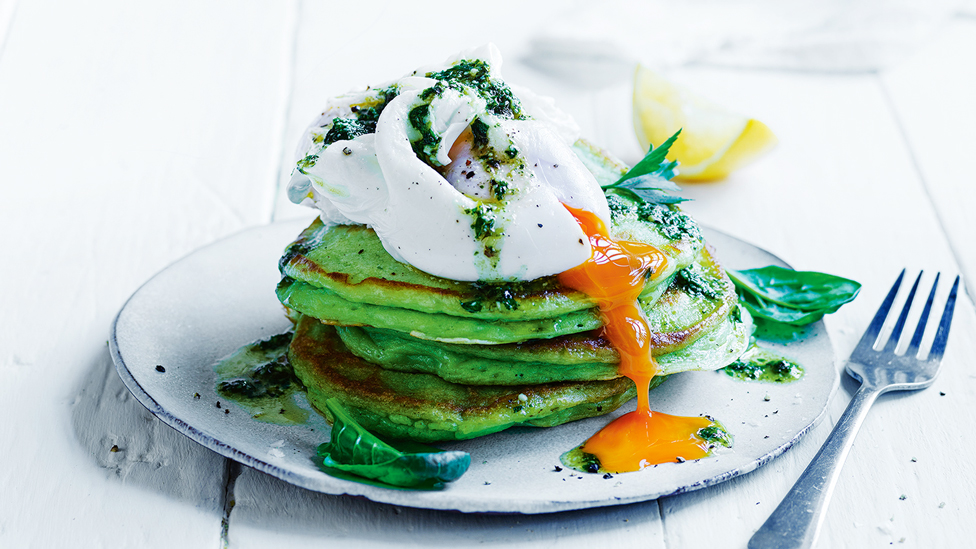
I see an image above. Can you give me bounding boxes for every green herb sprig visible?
[317,399,471,488]
[601,130,686,205]
[728,266,861,326]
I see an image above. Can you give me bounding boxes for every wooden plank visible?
[0,0,293,545]
[229,471,664,549]
[645,65,976,547]
[848,21,976,546]
[0,0,17,57]
[881,18,976,294]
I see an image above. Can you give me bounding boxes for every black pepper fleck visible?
[676,456,686,463]
[216,401,221,408]
[342,147,352,155]
[554,466,563,472]
[155,365,165,373]
[110,445,119,453]
[603,473,613,479]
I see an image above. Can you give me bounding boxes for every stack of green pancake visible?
[277,141,752,442]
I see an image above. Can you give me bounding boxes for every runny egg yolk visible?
[557,205,717,473]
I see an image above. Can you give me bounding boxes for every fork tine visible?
[882,272,922,354]
[927,275,960,362]
[852,269,905,355]
[906,273,940,355]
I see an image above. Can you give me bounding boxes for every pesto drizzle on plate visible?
[213,331,309,425]
[721,345,804,383]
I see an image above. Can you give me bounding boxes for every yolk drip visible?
[557,205,717,473]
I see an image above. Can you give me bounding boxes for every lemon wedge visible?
[632,65,777,181]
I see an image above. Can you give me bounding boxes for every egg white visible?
[288,44,611,282]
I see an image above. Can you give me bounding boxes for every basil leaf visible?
[317,399,471,488]
[737,290,830,325]
[728,266,861,326]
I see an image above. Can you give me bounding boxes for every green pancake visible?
[333,306,750,385]
[278,236,732,345]
[288,315,669,442]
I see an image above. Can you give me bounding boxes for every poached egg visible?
[287,44,610,282]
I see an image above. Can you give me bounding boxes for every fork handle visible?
[748,383,881,549]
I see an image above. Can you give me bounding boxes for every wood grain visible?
[0,0,17,58]
[3,1,975,547]
[882,18,976,295]
[654,62,976,548]
[228,470,665,549]
[0,1,292,545]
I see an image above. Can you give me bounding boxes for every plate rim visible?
[110,219,838,514]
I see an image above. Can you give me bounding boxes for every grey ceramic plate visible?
[110,219,837,514]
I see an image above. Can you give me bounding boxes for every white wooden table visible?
[3,1,975,547]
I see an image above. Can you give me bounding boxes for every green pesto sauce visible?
[674,264,724,300]
[606,194,701,241]
[722,345,804,383]
[464,202,498,240]
[214,332,309,425]
[559,417,733,474]
[561,448,602,474]
[408,102,441,165]
[318,86,398,148]
[425,59,523,119]
[490,178,510,200]
[470,118,490,148]
[296,154,319,175]
[459,281,522,313]
[324,117,373,144]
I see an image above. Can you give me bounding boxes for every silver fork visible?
[748,270,960,549]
